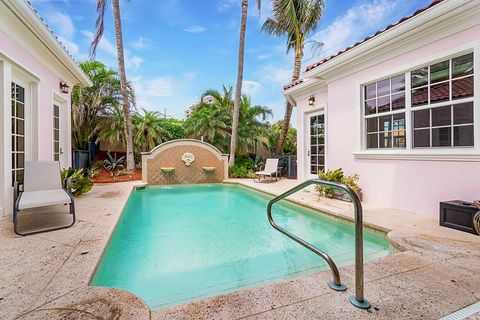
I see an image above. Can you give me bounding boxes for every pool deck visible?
[0,179,479,319]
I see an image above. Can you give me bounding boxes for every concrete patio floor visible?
[0,179,479,319]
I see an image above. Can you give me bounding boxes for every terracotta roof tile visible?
[283,79,304,90]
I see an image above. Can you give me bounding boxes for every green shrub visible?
[61,168,93,196]
[229,156,256,178]
[316,168,360,197]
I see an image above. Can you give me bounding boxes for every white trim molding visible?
[354,151,480,162]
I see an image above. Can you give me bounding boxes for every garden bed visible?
[91,168,142,183]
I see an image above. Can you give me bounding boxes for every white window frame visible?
[355,43,480,161]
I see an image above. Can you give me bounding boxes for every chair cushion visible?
[18,189,71,210]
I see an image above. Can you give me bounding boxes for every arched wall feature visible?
[141,139,229,185]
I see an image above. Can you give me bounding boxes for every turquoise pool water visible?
[92,184,392,308]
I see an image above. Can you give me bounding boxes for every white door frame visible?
[53,94,68,168]
[304,108,326,179]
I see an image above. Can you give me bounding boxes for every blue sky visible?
[31,0,430,123]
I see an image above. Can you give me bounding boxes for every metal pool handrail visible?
[266,179,371,309]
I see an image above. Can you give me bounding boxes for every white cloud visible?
[242,80,262,96]
[257,54,270,61]
[57,35,80,55]
[183,26,207,33]
[134,77,173,98]
[309,0,404,59]
[257,63,292,86]
[45,11,75,38]
[131,37,150,50]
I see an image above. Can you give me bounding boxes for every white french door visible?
[305,111,325,178]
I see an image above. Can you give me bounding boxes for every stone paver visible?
[0,179,479,320]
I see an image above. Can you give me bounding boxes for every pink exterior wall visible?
[0,28,74,165]
[296,25,480,218]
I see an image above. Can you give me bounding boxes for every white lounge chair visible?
[255,158,282,182]
[13,161,75,236]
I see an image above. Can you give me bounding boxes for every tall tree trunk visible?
[229,0,249,166]
[275,48,303,155]
[112,0,135,172]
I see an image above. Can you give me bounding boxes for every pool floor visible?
[91,184,392,308]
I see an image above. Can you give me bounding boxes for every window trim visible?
[357,46,479,160]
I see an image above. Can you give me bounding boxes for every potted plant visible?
[316,168,362,202]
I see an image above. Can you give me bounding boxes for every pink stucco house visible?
[284,0,480,218]
[0,0,91,218]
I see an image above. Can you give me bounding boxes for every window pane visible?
[377,96,390,113]
[17,137,24,152]
[391,75,405,93]
[452,76,474,100]
[413,109,430,128]
[430,82,449,103]
[16,102,24,119]
[11,100,15,117]
[17,169,24,184]
[16,119,24,135]
[366,118,378,133]
[54,117,59,128]
[452,53,473,78]
[16,85,25,102]
[310,145,316,155]
[379,132,392,148]
[453,102,473,125]
[318,156,325,165]
[393,130,406,148]
[377,79,390,96]
[454,125,474,146]
[310,136,317,145]
[392,113,405,130]
[414,129,430,147]
[366,133,378,148]
[16,153,24,169]
[431,105,451,127]
[379,115,392,132]
[365,99,376,115]
[391,92,405,110]
[54,105,60,117]
[411,87,428,107]
[311,166,318,174]
[365,83,376,99]
[54,129,59,140]
[432,127,451,147]
[11,118,15,134]
[430,60,449,83]
[411,67,428,88]
[54,142,59,153]
[311,156,318,165]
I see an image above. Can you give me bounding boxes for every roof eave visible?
[5,0,92,87]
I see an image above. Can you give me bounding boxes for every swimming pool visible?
[91,184,392,308]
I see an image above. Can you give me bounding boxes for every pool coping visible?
[2,180,479,319]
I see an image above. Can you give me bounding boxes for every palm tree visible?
[98,104,126,148]
[91,0,135,173]
[230,0,262,166]
[71,61,124,150]
[184,86,272,154]
[132,109,169,152]
[262,0,325,155]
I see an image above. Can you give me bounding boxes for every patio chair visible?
[255,158,282,182]
[13,161,75,236]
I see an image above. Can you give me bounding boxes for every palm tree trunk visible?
[112,0,135,173]
[275,49,303,155]
[229,0,249,166]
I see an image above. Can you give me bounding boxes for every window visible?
[53,104,60,161]
[11,82,25,185]
[364,75,406,149]
[411,53,474,148]
[362,52,475,151]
